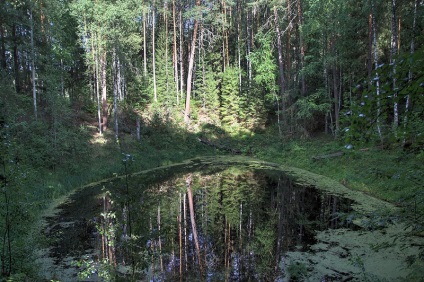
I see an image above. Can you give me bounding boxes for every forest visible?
[0,0,423,280]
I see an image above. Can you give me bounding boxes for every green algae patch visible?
[284,223,423,281]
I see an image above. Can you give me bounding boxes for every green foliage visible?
[250,222,277,279]
[248,31,278,100]
[155,31,177,107]
[293,88,331,120]
[194,57,221,124]
[287,262,308,281]
[250,39,276,86]
[0,125,38,278]
[220,66,242,127]
[73,256,114,281]
[220,66,266,133]
[342,46,424,147]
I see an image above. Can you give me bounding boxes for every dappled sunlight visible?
[90,132,109,145]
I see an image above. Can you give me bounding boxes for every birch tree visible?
[371,0,383,143]
[391,0,398,132]
[29,4,37,119]
[184,0,202,123]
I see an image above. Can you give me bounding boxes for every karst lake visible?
[39,157,422,281]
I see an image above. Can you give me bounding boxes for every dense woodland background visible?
[0,0,423,279]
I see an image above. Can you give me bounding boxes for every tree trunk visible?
[371,0,383,143]
[172,0,179,105]
[1,161,12,277]
[246,7,252,92]
[404,0,418,140]
[179,7,184,105]
[286,0,292,84]
[367,12,373,86]
[165,1,169,96]
[184,0,201,123]
[183,192,188,271]
[113,48,119,141]
[152,2,158,102]
[178,192,183,279]
[12,24,20,93]
[333,65,340,136]
[157,205,163,273]
[136,116,141,141]
[274,6,285,132]
[297,0,306,96]
[224,8,229,70]
[246,9,252,94]
[186,175,202,274]
[0,23,6,70]
[143,6,147,77]
[237,2,242,92]
[101,48,108,132]
[391,0,398,131]
[29,7,37,120]
[221,0,225,70]
[93,32,102,134]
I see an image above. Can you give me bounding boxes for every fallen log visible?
[198,138,242,154]
[312,151,344,160]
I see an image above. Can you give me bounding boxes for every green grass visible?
[225,132,422,205]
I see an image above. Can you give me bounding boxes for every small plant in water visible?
[73,256,114,281]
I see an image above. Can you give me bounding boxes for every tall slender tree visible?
[390,0,398,131]
[29,4,37,119]
[184,0,202,123]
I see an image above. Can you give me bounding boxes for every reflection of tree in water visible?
[104,168,356,281]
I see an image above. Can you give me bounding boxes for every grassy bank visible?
[255,136,423,205]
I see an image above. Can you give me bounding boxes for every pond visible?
[40,156,421,281]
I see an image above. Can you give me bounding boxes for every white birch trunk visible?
[101,48,107,132]
[152,2,157,102]
[136,116,141,141]
[143,6,147,77]
[172,0,179,105]
[391,0,398,132]
[274,6,285,136]
[372,0,383,143]
[113,48,119,141]
[94,34,102,135]
[29,7,37,119]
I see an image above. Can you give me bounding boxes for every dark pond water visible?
[43,158,360,281]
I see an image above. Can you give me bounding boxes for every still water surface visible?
[42,157,415,281]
